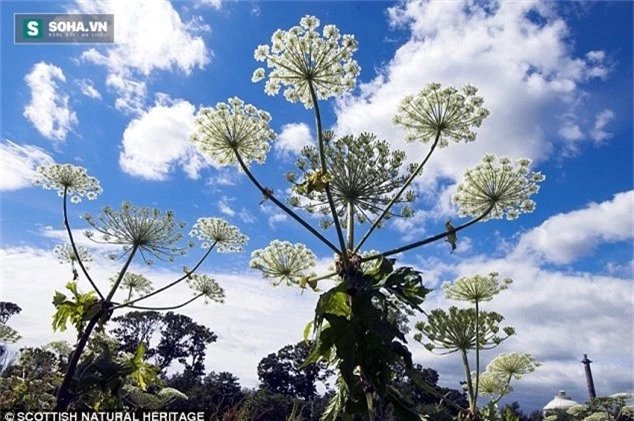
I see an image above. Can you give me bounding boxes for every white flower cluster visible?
[111,272,154,297]
[453,154,546,221]
[477,352,540,397]
[443,272,512,303]
[250,240,316,286]
[252,15,360,109]
[54,243,92,266]
[34,163,103,203]
[83,202,187,264]
[191,97,275,167]
[392,83,490,147]
[187,273,225,304]
[189,217,248,253]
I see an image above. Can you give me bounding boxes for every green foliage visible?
[52,281,100,334]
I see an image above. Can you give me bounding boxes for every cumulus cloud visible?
[334,0,611,193]
[0,141,54,191]
[74,0,210,113]
[75,78,102,99]
[275,123,314,158]
[119,96,212,180]
[590,108,615,143]
[514,190,634,264]
[23,62,78,141]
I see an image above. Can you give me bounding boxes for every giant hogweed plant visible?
[34,164,247,410]
[190,15,545,421]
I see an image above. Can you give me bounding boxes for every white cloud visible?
[23,62,78,141]
[275,123,314,158]
[514,190,634,264]
[196,0,221,9]
[74,0,211,113]
[590,108,615,143]
[0,141,54,191]
[119,96,213,180]
[218,196,236,217]
[334,0,611,191]
[75,78,102,99]
[558,123,584,141]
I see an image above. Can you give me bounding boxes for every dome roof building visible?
[543,390,581,415]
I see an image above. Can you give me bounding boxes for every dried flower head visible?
[187,273,225,304]
[189,217,248,253]
[453,154,545,221]
[485,352,540,379]
[54,243,92,267]
[287,133,416,229]
[392,83,490,147]
[250,240,316,286]
[34,163,102,203]
[111,272,154,298]
[443,272,512,303]
[253,15,360,108]
[191,97,275,166]
[83,202,187,264]
[414,307,515,354]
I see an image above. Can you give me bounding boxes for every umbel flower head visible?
[413,307,515,355]
[252,15,360,109]
[187,273,225,304]
[34,163,103,203]
[476,370,511,397]
[486,352,540,379]
[287,133,417,229]
[191,97,275,167]
[83,202,188,264]
[189,217,248,253]
[250,240,316,286]
[453,154,546,221]
[111,272,154,298]
[54,243,92,267]
[443,272,512,303]
[392,83,490,147]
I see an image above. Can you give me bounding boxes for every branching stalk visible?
[124,294,203,311]
[234,150,341,254]
[63,188,104,300]
[105,244,139,302]
[355,130,441,252]
[308,81,348,265]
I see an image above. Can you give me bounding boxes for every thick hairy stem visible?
[346,202,354,250]
[364,206,493,260]
[474,300,480,409]
[307,81,348,265]
[54,308,104,410]
[461,349,476,414]
[117,243,216,309]
[355,130,441,253]
[234,151,341,254]
[63,188,104,300]
[105,245,138,303]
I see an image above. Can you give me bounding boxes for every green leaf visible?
[303,320,314,342]
[316,288,350,320]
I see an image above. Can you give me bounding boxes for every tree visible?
[257,341,332,400]
[34,164,247,410]
[0,301,22,364]
[166,370,244,414]
[189,14,545,421]
[111,311,163,356]
[0,302,22,324]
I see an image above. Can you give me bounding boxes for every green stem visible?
[362,206,492,260]
[474,299,480,409]
[461,349,476,414]
[63,188,104,300]
[124,294,203,311]
[105,244,139,303]
[346,202,354,250]
[116,243,216,309]
[307,81,348,265]
[234,149,341,254]
[354,130,441,253]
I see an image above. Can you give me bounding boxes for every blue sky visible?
[1,0,632,412]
